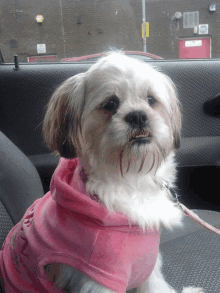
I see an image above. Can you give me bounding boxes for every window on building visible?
[183,11,199,28]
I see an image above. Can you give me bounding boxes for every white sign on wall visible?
[199,24,208,34]
[185,40,202,47]
[36,15,44,23]
[37,44,46,54]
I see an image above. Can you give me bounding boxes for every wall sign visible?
[185,40,202,47]
[199,24,208,34]
[37,44,46,54]
[36,15,44,23]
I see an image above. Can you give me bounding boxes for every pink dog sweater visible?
[0,158,160,293]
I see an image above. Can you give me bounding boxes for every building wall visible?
[133,0,218,59]
[0,0,219,62]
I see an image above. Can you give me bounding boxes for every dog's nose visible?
[125,111,148,130]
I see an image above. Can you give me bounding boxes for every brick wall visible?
[0,0,219,62]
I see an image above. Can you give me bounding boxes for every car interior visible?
[0,56,220,293]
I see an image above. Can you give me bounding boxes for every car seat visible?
[0,131,219,293]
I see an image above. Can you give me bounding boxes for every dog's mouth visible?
[130,130,152,144]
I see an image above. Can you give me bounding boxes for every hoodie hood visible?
[50,158,142,230]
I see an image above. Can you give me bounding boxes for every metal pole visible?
[142,0,147,52]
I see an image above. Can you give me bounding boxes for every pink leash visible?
[163,181,220,235]
[179,203,220,235]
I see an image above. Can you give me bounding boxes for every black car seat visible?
[0,131,220,293]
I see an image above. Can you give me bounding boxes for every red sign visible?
[179,38,210,59]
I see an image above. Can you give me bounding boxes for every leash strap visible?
[179,203,220,235]
[163,181,220,235]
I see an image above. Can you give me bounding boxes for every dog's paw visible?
[181,287,205,293]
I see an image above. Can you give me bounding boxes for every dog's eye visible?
[102,95,120,113]
[147,96,156,106]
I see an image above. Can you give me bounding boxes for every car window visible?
[0,1,214,63]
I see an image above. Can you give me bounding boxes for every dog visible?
[0,52,205,293]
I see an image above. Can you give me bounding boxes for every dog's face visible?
[43,52,181,176]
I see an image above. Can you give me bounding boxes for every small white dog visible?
[0,52,204,293]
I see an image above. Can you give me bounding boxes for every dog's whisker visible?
[126,157,131,174]
[158,144,166,161]
[138,155,146,174]
[34,120,44,131]
[152,139,166,164]
[119,149,124,178]
[155,152,161,175]
[147,152,155,174]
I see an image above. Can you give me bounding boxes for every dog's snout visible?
[125,111,148,130]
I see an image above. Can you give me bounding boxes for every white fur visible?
[86,152,183,231]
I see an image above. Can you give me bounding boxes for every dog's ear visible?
[163,75,182,149]
[42,73,86,158]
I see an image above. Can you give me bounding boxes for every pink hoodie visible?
[0,158,160,293]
